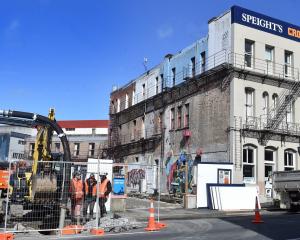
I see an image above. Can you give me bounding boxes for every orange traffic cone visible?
[156,221,167,229]
[252,196,264,224]
[145,199,160,231]
[0,232,14,240]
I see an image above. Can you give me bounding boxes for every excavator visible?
[0,109,72,231]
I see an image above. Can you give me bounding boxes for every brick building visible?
[26,120,109,162]
[108,6,300,200]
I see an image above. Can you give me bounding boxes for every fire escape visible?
[260,78,300,145]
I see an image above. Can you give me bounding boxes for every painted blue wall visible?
[160,37,208,89]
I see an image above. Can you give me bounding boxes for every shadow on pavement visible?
[220,212,300,240]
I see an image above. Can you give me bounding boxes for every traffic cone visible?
[252,196,264,224]
[145,199,160,231]
[0,232,14,240]
[156,221,167,229]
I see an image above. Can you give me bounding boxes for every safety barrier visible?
[0,159,171,238]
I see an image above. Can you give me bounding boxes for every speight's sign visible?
[231,6,300,42]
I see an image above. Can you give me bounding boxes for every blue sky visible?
[0,0,299,120]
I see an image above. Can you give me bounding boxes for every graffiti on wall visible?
[127,169,145,188]
[165,151,194,194]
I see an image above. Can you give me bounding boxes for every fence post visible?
[4,161,11,232]
[95,159,100,229]
[157,160,161,223]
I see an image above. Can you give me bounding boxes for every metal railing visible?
[241,116,300,136]
[109,126,162,147]
[110,50,300,115]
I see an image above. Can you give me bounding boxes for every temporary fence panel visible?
[1,160,115,235]
[87,158,113,212]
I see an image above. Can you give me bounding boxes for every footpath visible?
[116,197,286,222]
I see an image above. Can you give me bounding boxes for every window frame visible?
[170,108,175,130]
[284,149,295,171]
[184,104,190,128]
[244,39,255,68]
[243,145,256,183]
[177,106,182,129]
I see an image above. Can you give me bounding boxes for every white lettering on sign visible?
[241,13,283,33]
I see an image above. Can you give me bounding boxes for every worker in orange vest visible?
[98,174,112,217]
[70,171,84,224]
[83,173,97,222]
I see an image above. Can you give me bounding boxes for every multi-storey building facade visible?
[0,126,35,162]
[108,6,300,200]
[26,120,109,162]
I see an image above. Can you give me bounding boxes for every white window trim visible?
[243,145,257,184]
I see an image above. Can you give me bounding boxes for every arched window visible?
[284,149,296,171]
[286,100,294,123]
[243,144,257,184]
[245,87,255,120]
[272,93,278,111]
[262,91,269,116]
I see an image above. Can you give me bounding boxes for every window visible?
[262,92,269,116]
[172,68,176,87]
[159,112,163,132]
[201,51,206,72]
[117,98,120,112]
[177,106,182,129]
[155,77,159,94]
[286,100,294,123]
[125,94,129,109]
[245,88,254,120]
[73,143,80,157]
[265,148,275,179]
[66,128,75,131]
[272,94,278,112]
[184,104,190,128]
[170,108,175,130]
[132,90,135,105]
[141,117,145,138]
[191,57,196,77]
[18,140,25,145]
[89,143,95,157]
[142,84,146,97]
[160,74,164,90]
[243,146,256,183]
[132,120,137,140]
[245,39,254,68]
[284,150,295,171]
[111,100,115,113]
[265,45,274,74]
[92,128,96,135]
[284,50,293,77]
[55,143,60,152]
[29,143,35,157]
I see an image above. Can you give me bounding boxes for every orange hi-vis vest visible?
[99,179,109,198]
[71,178,83,199]
[85,179,97,197]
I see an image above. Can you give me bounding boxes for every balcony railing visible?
[110,50,300,115]
[242,116,300,136]
[109,126,162,147]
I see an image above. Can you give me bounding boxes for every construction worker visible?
[70,171,84,224]
[83,173,97,222]
[98,174,112,217]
